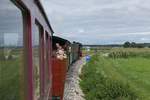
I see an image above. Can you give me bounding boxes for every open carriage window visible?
[0,0,24,100]
[52,36,69,60]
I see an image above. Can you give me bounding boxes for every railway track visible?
[63,58,85,100]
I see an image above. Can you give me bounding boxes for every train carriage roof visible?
[52,36,71,50]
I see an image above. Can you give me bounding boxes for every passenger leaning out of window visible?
[56,43,67,60]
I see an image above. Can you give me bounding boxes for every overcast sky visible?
[41,0,150,45]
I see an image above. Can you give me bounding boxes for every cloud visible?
[41,0,150,44]
[0,0,22,33]
[78,29,85,33]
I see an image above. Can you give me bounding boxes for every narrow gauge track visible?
[63,58,85,100]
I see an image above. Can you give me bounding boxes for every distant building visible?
[85,46,90,51]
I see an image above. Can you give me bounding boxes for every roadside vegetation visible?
[80,48,150,100]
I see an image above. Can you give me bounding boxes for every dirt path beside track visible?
[63,58,86,100]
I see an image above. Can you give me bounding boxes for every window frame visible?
[4,0,32,100]
[44,31,51,96]
[34,19,45,99]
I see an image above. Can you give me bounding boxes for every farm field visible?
[80,48,150,100]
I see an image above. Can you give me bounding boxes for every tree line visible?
[123,41,150,48]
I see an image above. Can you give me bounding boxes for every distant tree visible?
[131,42,136,48]
[123,41,131,48]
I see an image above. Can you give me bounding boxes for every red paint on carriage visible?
[52,58,68,100]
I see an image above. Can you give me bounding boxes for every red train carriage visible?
[51,36,70,100]
[51,36,82,100]
[0,0,53,100]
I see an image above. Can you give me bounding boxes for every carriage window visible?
[32,23,41,100]
[0,0,24,100]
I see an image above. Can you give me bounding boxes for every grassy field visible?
[80,48,150,100]
[0,48,23,100]
[0,47,41,100]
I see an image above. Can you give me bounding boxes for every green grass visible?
[80,48,150,100]
[111,58,150,99]
[0,59,20,100]
[0,48,23,100]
